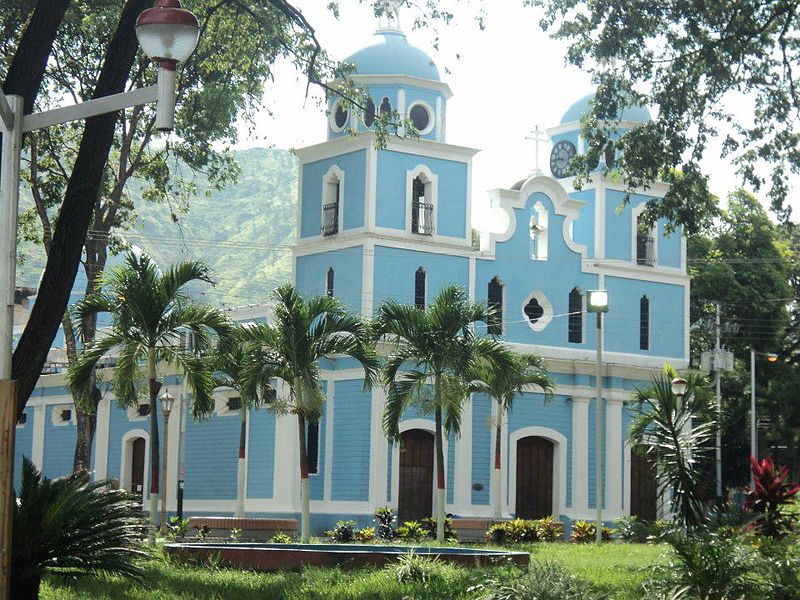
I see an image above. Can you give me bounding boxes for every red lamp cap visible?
[136,0,199,28]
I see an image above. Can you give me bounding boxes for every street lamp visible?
[0,0,199,569]
[159,389,175,535]
[587,290,609,543]
[749,349,778,486]
[671,377,688,399]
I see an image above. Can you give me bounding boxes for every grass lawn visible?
[40,543,667,600]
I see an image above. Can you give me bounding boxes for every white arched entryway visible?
[507,426,568,517]
[119,428,150,506]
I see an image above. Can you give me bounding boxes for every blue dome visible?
[344,30,440,81]
[560,93,651,125]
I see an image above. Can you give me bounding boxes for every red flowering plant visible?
[745,456,800,538]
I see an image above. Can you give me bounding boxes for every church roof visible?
[344,30,440,81]
[559,92,651,125]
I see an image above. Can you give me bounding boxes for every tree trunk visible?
[235,406,247,518]
[9,573,41,600]
[12,0,153,418]
[493,398,503,520]
[147,350,161,529]
[295,376,310,543]
[434,375,445,543]
[72,385,100,473]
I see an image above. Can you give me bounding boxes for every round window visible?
[409,103,431,132]
[333,102,348,130]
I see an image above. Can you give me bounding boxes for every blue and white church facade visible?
[13,20,688,532]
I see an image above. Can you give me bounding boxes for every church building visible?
[13,16,688,533]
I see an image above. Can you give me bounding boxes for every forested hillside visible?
[18,147,297,307]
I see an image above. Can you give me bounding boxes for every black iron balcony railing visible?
[636,234,656,266]
[322,201,339,236]
[411,200,434,235]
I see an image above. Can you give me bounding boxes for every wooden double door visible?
[398,429,434,523]
[630,448,658,521]
[130,437,146,502]
[515,436,554,519]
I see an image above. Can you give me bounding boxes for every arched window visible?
[322,169,342,236]
[364,98,376,128]
[487,277,503,335]
[640,295,650,350]
[530,201,548,260]
[636,215,656,266]
[568,287,583,343]
[415,268,426,309]
[380,96,392,116]
[326,267,334,298]
[411,175,434,235]
[306,421,319,475]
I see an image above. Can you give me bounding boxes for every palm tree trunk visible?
[295,377,311,543]
[235,406,247,518]
[434,374,446,543]
[493,398,503,519]
[147,349,161,530]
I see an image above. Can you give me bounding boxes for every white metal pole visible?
[750,348,757,487]
[595,311,603,543]
[0,95,23,380]
[715,302,722,497]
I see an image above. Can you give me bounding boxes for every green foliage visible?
[471,561,602,600]
[11,458,148,599]
[354,527,376,543]
[534,516,565,542]
[167,517,191,541]
[746,456,800,539]
[570,520,612,544]
[326,521,356,543]
[486,517,564,544]
[194,525,210,542]
[615,516,671,543]
[396,521,427,542]
[270,532,292,544]
[229,528,242,542]
[373,506,397,540]
[392,550,442,584]
[420,517,456,541]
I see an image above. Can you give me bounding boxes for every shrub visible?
[194,524,210,541]
[570,520,611,543]
[746,456,800,539]
[271,532,292,544]
[486,518,538,544]
[326,520,356,543]
[229,528,242,542]
[392,550,441,584]
[396,520,426,541]
[355,527,376,543]
[373,506,396,540]
[533,515,564,542]
[472,560,602,599]
[420,516,456,540]
[167,516,191,540]
[614,515,671,543]
[11,458,148,600]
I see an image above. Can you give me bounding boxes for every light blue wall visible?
[42,405,76,479]
[331,379,371,502]
[372,245,469,308]
[300,150,366,238]
[476,191,598,350]
[185,413,239,500]
[295,247,363,313]
[13,411,33,491]
[604,276,684,358]
[587,398,606,510]
[570,189,596,255]
[375,150,468,239]
[471,393,492,506]
[506,393,573,511]
[246,409,276,499]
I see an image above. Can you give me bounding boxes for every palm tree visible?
[628,365,715,530]
[375,285,513,542]
[470,353,554,519]
[68,251,230,530]
[240,284,378,542]
[212,324,277,518]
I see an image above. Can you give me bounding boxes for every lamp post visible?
[671,377,688,402]
[587,289,609,543]
[0,0,199,587]
[749,349,777,485]
[159,389,175,535]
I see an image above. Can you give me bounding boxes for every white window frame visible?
[328,98,349,133]
[407,99,435,136]
[321,165,345,236]
[530,201,549,260]
[214,390,242,417]
[127,401,152,422]
[51,404,76,426]
[631,203,658,266]
[405,164,438,235]
[521,290,553,332]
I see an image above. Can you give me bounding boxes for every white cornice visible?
[332,75,454,100]
[546,119,643,137]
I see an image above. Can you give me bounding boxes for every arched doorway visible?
[630,448,657,521]
[398,429,434,523]
[515,436,554,519]
[129,437,146,502]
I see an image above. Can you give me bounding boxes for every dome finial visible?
[375,0,402,33]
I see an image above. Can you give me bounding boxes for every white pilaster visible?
[93,396,111,479]
[273,379,300,509]
[166,391,181,511]
[435,96,443,142]
[323,381,334,501]
[31,404,45,469]
[368,387,389,508]
[454,395,472,512]
[605,398,623,515]
[397,89,406,137]
[571,397,590,514]
[361,239,375,317]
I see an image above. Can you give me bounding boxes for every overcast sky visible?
[238,1,793,220]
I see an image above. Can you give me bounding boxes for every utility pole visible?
[714,302,722,498]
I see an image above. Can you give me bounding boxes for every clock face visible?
[550,140,577,178]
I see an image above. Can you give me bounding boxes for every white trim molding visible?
[405,164,439,237]
[119,428,150,506]
[507,426,568,517]
[521,290,553,332]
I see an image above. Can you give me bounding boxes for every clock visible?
[549,140,576,178]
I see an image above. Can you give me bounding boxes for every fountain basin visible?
[164,542,529,571]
